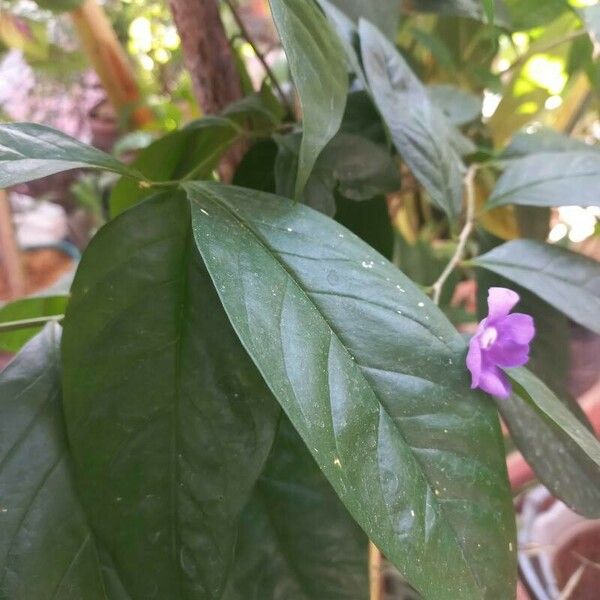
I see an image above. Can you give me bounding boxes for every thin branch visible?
[223,0,292,114]
[430,164,478,305]
[369,541,383,600]
[0,315,64,333]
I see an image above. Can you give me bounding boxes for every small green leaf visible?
[428,85,482,126]
[506,368,600,516]
[473,239,600,334]
[360,20,466,220]
[269,0,348,199]
[0,325,110,599]
[402,0,511,27]
[502,127,597,157]
[582,4,600,45]
[497,383,600,518]
[503,0,569,29]
[0,123,139,187]
[109,117,239,216]
[187,181,516,600]
[320,0,399,40]
[275,132,400,215]
[225,417,368,600]
[0,295,68,352]
[481,0,495,25]
[62,192,279,599]
[488,151,600,209]
[34,0,84,12]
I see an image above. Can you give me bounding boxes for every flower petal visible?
[486,340,530,367]
[487,287,520,321]
[466,337,482,387]
[478,364,512,398]
[498,312,535,345]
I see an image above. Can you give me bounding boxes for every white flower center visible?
[480,326,498,349]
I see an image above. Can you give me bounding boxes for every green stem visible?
[0,315,64,333]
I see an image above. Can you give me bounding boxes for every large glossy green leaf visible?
[0,295,68,353]
[507,368,600,495]
[473,239,600,334]
[0,325,109,599]
[109,118,239,216]
[186,181,516,600]
[360,20,466,220]
[225,416,368,600]
[269,0,348,199]
[61,192,280,600]
[497,386,600,518]
[0,123,139,187]
[487,151,600,209]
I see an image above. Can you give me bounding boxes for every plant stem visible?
[369,541,383,600]
[430,164,478,305]
[0,315,64,333]
[223,0,292,115]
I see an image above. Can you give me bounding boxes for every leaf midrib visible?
[189,184,480,594]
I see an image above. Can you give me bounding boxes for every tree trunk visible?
[169,0,243,115]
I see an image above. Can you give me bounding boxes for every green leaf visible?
[502,127,597,157]
[473,239,600,334]
[275,132,400,215]
[507,368,600,500]
[232,139,278,193]
[320,0,399,40]
[339,91,387,145]
[33,0,84,12]
[62,192,280,600]
[0,325,109,599]
[187,181,516,600]
[360,20,466,220]
[481,0,495,25]
[402,0,511,27]
[503,0,570,30]
[582,4,600,45]
[0,123,139,188]
[109,117,239,216]
[488,151,600,209]
[269,0,348,199]
[428,85,482,126]
[225,416,368,600]
[497,383,600,519]
[0,295,68,352]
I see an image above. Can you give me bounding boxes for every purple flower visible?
[466,287,535,398]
